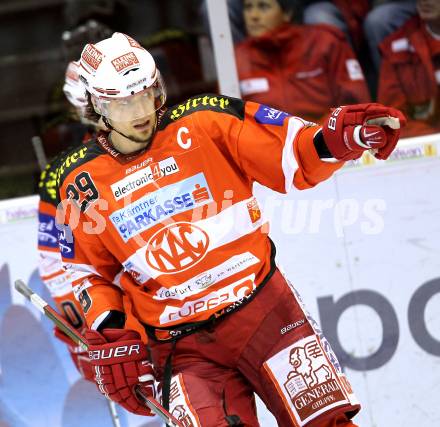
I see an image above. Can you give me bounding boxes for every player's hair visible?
[84,92,102,123]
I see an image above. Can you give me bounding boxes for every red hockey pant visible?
[149,269,360,426]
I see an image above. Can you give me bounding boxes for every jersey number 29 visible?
[66,171,99,212]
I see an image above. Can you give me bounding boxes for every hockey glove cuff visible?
[85,328,155,416]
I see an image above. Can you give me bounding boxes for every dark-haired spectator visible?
[303,0,370,50]
[378,0,440,137]
[364,0,417,70]
[303,1,417,69]
[235,0,371,122]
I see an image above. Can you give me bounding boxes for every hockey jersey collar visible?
[96,131,148,165]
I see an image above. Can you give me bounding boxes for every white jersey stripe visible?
[38,249,63,277]
[153,251,260,301]
[42,272,73,298]
[123,196,266,280]
[63,262,99,276]
[282,117,304,193]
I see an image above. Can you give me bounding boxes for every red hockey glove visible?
[54,326,95,382]
[85,328,155,416]
[322,103,407,161]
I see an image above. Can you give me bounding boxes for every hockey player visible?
[38,60,96,381]
[57,32,406,426]
[38,60,145,383]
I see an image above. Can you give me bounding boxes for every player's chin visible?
[131,130,154,144]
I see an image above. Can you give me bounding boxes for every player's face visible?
[110,112,157,143]
[243,0,291,37]
[417,0,440,21]
[104,89,158,143]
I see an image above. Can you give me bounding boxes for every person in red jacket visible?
[378,0,440,137]
[235,0,371,122]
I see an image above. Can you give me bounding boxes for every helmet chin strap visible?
[102,116,156,144]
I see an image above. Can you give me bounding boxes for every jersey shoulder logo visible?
[56,140,104,189]
[254,105,290,126]
[158,93,245,128]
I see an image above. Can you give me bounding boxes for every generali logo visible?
[283,338,346,421]
[146,222,209,274]
[111,52,139,73]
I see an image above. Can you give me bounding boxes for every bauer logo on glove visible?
[89,343,142,360]
[322,103,407,161]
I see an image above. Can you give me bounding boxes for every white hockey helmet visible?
[63,61,87,110]
[78,32,166,122]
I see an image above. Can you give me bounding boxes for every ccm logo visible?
[89,344,140,360]
[327,107,343,131]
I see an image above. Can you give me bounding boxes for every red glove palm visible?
[322,103,407,161]
[85,328,155,416]
[54,327,95,382]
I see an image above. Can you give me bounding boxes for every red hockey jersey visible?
[57,95,344,333]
